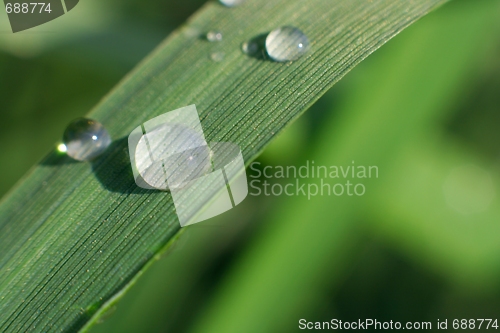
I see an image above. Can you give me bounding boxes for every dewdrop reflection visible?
[128,105,248,226]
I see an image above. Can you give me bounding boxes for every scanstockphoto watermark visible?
[249,161,379,199]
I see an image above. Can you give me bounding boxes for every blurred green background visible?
[1,0,500,332]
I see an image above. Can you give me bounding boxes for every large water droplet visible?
[63,118,111,161]
[219,0,245,7]
[206,31,223,42]
[134,123,212,190]
[265,26,309,62]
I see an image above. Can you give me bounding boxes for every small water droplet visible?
[265,26,310,62]
[242,41,259,56]
[206,31,223,42]
[219,0,245,7]
[211,51,225,62]
[241,34,268,59]
[63,118,111,161]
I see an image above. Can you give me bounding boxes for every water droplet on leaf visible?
[206,31,223,42]
[242,41,259,56]
[63,118,111,161]
[219,0,245,7]
[265,26,309,62]
[135,123,212,190]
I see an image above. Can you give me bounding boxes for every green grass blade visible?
[0,0,448,332]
